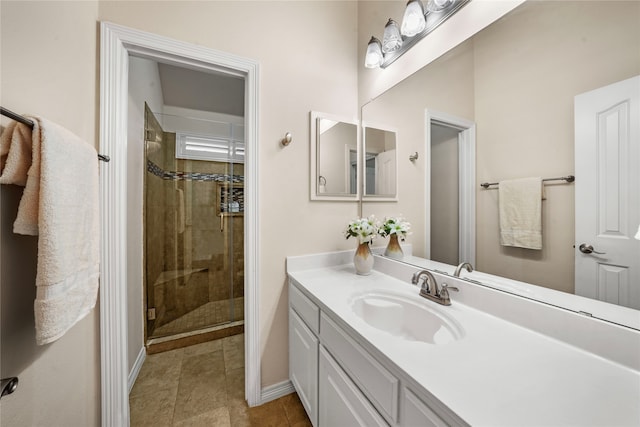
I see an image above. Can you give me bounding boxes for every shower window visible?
[176,130,244,163]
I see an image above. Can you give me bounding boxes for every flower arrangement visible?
[378,216,411,240]
[344,216,379,244]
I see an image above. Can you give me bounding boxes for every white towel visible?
[0,116,100,345]
[0,121,33,186]
[499,177,543,250]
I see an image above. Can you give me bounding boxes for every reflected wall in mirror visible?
[362,1,640,317]
[310,111,359,201]
[362,125,398,200]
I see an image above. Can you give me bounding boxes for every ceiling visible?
[157,62,245,117]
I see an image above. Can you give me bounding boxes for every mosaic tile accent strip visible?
[147,159,244,183]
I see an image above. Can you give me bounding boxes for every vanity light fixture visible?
[635,224,640,240]
[364,36,384,69]
[365,0,469,69]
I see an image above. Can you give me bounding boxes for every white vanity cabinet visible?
[289,280,452,427]
[287,252,640,426]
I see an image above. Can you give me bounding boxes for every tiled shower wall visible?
[145,106,244,337]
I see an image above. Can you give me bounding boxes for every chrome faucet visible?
[411,269,459,306]
[454,262,473,278]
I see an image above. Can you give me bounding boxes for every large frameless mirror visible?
[361,0,640,329]
[310,111,360,201]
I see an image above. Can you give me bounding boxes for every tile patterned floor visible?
[130,333,311,426]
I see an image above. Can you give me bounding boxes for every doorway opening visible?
[425,110,476,266]
[128,57,247,351]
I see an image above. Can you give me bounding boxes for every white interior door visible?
[375,149,396,195]
[575,75,640,309]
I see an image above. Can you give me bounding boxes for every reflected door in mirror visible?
[363,126,398,200]
[575,76,640,310]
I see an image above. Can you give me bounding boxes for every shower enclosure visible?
[144,106,244,341]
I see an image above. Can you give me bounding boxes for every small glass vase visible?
[384,234,404,260]
[353,242,374,275]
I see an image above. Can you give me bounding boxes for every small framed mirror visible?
[310,111,360,201]
[362,124,398,201]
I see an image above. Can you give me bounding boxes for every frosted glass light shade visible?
[427,0,454,12]
[401,0,426,37]
[364,36,383,68]
[382,19,403,53]
[635,224,640,240]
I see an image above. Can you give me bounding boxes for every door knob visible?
[1,377,18,399]
[579,243,606,255]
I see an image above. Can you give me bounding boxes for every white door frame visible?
[100,22,260,426]
[425,110,476,265]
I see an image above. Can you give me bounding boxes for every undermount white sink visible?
[350,290,465,345]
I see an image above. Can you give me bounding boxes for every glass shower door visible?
[144,107,244,340]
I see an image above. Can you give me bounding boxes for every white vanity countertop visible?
[288,263,640,427]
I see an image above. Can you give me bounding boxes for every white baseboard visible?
[260,380,295,404]
[128,346,146,394]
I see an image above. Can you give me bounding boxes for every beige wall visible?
[0,1,101,426]
[2,3,359,423]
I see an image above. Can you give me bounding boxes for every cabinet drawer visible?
[320,313,398,424]
[319,346,388,427]
[289,281,320,334]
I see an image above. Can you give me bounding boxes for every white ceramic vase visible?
[354,242,374,275]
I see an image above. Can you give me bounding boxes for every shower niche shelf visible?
[217,182,244,216]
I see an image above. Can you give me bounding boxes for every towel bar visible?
[1,107,110,162]
[480,175,575,189]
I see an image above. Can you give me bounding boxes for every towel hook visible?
[281,132,292,147]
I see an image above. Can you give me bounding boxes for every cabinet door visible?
[400,387,448,427]
[289,309,319,426]
[319,346,388,427]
